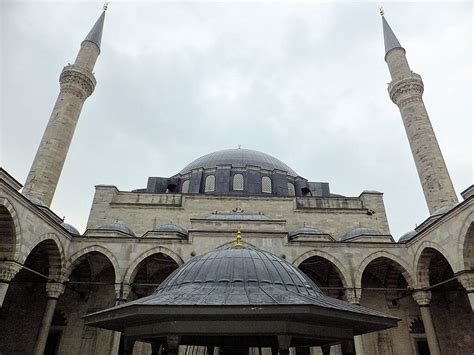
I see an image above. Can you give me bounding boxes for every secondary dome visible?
[179,148,299,177]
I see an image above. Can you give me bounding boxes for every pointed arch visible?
[293,250,349,288]
[355,251,414,289]
[0,197,21,261]
[415,242,455,288]
[65,245,121,283]
[19,233,65,280]
[458,210,474,270]
[123,246,184,285]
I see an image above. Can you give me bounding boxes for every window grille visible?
[205,175,215,192]
[262,176,272,193]
[233,174,244,191]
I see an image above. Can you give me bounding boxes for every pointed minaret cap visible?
[83,10,106,49]
[382,14,404,60]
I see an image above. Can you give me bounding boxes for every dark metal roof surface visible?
[382,16,403,57]
[98,223,135,236]
[153,224,188,235]
[341,227,383,241]
[84,11,105,48]
[121,247,395,319]
[179,149,299,177]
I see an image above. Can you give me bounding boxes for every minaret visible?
[22,9,106,207]
[382,11,458,214]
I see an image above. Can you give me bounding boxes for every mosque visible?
[0,6,473,355]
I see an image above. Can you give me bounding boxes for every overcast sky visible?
[1,1,472,239]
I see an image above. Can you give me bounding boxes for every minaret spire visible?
[22,9,106,207]
[381,12,403,58]
[382,13,458,215]
[84,9,106,49]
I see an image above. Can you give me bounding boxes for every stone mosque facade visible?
[0,8,473,355]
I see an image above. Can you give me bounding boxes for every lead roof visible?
[179,149,299,177]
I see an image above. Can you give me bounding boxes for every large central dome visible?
[179,148,299,177]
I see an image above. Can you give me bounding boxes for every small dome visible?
[180,148,299,177]
[27,196,47,207]
[206,213,270,221]
[98,223,135,236]
[61,222,80,236]
[153,224,188,236]
[431,203,457,217]
[154,246,323,305]
[342,227,383,241]
[398,230,417,243]
[289,227,324,238]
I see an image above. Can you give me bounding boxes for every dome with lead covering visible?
[153,224,188,236]
[98,223,135,236]
[61,222,80,236]
[399,230,417,243]
[341,227,383,241]
[179,148,299,177]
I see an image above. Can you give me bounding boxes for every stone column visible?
[321,345,331,355]
[167,335,181,355]
[109,284,132,355]
[277,335,291,355]
[344,289,364,355]
[33,282,65,355]
[412,291,441,355]
[0,261,21,307]
[457,273,474,311]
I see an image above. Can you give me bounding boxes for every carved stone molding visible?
[0,261,21,282]
[388,74,424,106]
[60,65,96,99]
[345,288,362,305]
[458,273,474,292]
[412,290,432,306]
[45,282,66,299]
[114,283,132,303]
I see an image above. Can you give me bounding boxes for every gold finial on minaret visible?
[236,229,242,248]
[379,7,384,16]
[103,2,109,12]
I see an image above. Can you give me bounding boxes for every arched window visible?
[181,180,189,193]
[262,176,272,193]
[287,182,295,196]
[302,187,312,196]
[205,175,215,192]
[165,184,177,193]
[233,174,244,191]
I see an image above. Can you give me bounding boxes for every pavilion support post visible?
[109,284,132,355]
[151,341,162,355]
[167,335,181,355]
[0,261,21,307]
[412,291,441,355]
[344,289,364,355]
[119,336,135,355]
[457,273,474,311]
[277,335,291,355]
[33,282,65,355]
[321,345,331,355]
[341,340,356,355]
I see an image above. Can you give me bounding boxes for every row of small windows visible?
[181,176,296,195]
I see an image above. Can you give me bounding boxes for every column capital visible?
[114,283,132,303]
[0,261,22,282]
[45,282,65,299]
[345,288,362,305]
[412,290,432,306]
[457,273,474,292]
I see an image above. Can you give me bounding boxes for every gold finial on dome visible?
[379,7,384,17]
[236,229,242,248]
